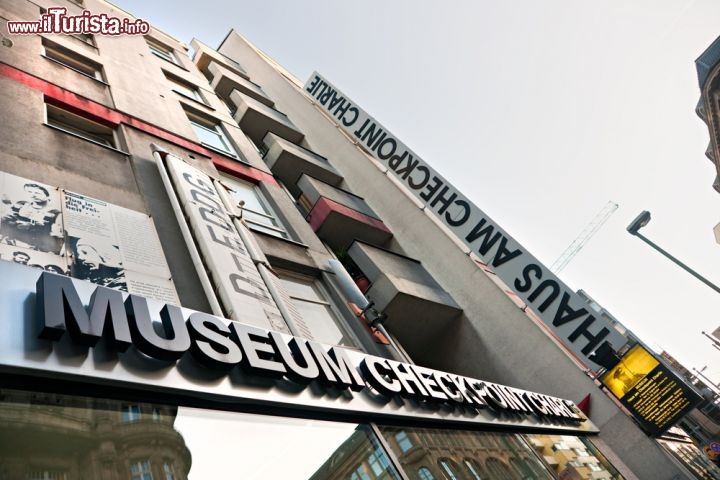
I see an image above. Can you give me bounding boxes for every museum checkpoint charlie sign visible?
[304,72,629,371]
[0,261,594,434]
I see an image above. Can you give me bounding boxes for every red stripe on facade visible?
[307,197,392,233]
[214,157,275,184]
[0,62,274,185]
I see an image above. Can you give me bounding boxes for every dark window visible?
[395,431,413,453]
[42,39,103,81]
[418,467,435,480]
[186,112,238,157]
[46,104,116,148]
[130,460,153,480]
[121,404,141,423]
[165,73,205,104]
[146,37,177,64]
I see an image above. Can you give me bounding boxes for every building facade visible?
[0,1,709,479]
[696,35,720,194]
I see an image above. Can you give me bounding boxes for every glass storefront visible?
[0,388,625,480]
[657,437,720,480]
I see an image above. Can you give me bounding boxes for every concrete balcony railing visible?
[347,241,462,353]
[263,132,343,198]
[192,39,249,81]
[230,91,304,145]
[297,174,392,251]
[207,61,274,107]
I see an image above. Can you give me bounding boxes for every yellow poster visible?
[601,345,659,399]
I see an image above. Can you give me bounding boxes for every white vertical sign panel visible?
[165,155,290,332]
[305,72,628,369]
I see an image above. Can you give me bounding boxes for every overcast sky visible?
[113,0,720,385]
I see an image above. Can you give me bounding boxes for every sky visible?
[112,0,720,386]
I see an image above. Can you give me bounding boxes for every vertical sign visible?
[601,345,702,436]
[164,154,290,332]
[304,72,628,370]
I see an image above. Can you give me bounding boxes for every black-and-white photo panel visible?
[0,173,64,255]
[0,244,69,275]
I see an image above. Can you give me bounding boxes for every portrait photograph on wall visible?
[0,173,64,255]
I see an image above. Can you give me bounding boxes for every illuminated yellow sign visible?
[601,345,659,399]
[601,345,701,436]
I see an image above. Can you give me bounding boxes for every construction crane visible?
[550,201,619,274]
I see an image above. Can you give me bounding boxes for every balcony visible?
[230,91,304,145]
[263,132,343,198]
[192,39,249,81]
[347,241,462,353]
[297,174,392,251]
[207,61,274,107]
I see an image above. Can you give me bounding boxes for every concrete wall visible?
[217,31,694,480]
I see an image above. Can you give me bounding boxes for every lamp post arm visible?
[634,232,720,295]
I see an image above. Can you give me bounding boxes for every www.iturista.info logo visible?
[8,7,150,36]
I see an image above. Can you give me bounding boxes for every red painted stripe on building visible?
[307,197,392,233]
[214,157,275,184]
[0,62,275,185]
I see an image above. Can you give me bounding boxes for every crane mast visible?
[550,201,619,273]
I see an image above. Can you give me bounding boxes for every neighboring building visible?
[0,1,708,479]
[661,351,720,446]
[696,35,720,194]
[310,427,624,480]
[0,391,191,480]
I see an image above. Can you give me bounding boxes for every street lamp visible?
[627,210,720,294]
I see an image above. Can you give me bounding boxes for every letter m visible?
[465,219,502,255]
[36,272,131,350]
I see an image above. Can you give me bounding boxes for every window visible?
[166,73,204,104]
[46,104,116,148]
[367,452,385,476]
[219,175,290,239]
[418,467,435,480]
[277,272,353,346]
[70,33,95,47]
[573,447,589,457]
[350,466,371,480]
[121,404,141,423]
[186,112,237,157]
[464,460,483,480]
[438,460,459,480]
[42,39,103,81]
[130,460,153,480]
[146,37,177,64]
[28,470,67,480]
[162,462,176,480]
[395,431,413,453]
